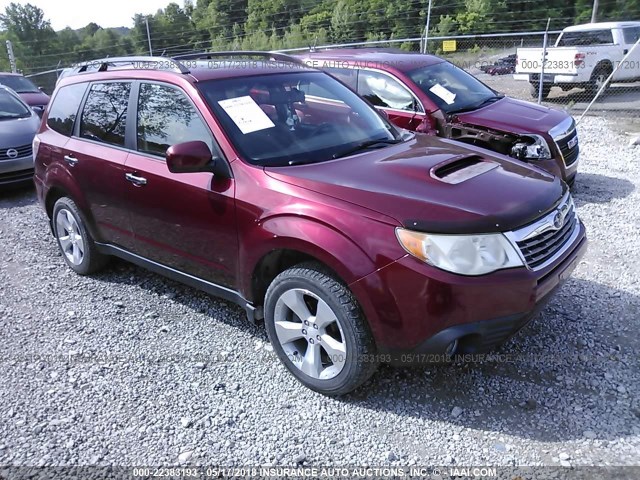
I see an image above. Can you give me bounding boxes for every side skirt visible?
[95,243,261,323]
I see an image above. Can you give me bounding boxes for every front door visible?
[356,69,425,131]
[123,82,238,288]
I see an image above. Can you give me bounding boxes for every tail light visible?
[574,53,585,67]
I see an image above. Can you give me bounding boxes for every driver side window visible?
[137,83,215,158]
[357,70,419,112]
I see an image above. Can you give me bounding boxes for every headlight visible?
[396,228,524,275]
[510,134,552,161]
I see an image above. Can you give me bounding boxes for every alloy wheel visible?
[273,288,347,380]
[55,208,85,266]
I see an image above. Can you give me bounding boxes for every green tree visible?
[0,2,57,70]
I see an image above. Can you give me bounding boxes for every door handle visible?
[125,173,147,186]
[63,154,78,166]
[624,49,629,55]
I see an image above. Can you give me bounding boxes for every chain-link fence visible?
[279,30,640,117]
[20,29,640,118]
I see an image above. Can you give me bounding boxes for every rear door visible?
[61,81,135,249]
[123,81,237,288]
[355,69,426,131]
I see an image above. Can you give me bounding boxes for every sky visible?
[0,0,179,30]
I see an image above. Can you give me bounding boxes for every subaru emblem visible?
[6,148,18,159]
[553,212,563,229]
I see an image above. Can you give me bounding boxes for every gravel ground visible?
[0,116,639,472]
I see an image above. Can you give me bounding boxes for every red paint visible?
[34,61,587,353]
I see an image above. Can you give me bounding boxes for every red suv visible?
[34,54,587,395]
[297,49,579,184]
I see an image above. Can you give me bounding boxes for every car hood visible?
[455,96,569,136]
[265,134,564,233]
[18,91,50,107]
[0,114,41,147]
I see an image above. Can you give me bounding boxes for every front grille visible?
[554,128,579,167]
[0,168,33,184]
[0,144,32,160]
[511,194,579,270]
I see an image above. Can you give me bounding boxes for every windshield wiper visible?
[448,95,504,115]
[332,138,401,160]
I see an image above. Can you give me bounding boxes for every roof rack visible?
[68,51,308,78]
[173,50,306,66]
[74,56,191,74]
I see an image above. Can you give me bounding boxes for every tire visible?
[52,197,108,275]
[587,66,612,97]
[264,263,378,396]
[529,82,550,99]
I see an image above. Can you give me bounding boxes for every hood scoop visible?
[431,155,499,185]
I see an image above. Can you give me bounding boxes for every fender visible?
[43,163,103,242]
[239,213,403,300]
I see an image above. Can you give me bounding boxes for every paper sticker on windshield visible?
[218,96,275,134]
[429,84,456,105]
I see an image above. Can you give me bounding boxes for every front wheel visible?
[264,263,378,396]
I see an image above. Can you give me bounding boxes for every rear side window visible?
[622,26,640,44]
[324,67,358,90]
[136,83,213,157]
[80,82,131,146]
[557,29,614,46]
[47,83,88,136]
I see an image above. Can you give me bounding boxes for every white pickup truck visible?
[515,21,640,98]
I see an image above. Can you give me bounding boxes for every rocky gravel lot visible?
[0,116,639,473]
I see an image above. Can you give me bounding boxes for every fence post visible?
[423,0,433,54]
[537,18,550,105]
[6,40,17,73]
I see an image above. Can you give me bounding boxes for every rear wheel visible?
[529,82,550,99]
[587,65,612,97]
[264,263,378,395]
[52,197,108,275]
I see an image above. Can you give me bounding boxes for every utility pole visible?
[591,0,599,23]
[145,17,153,56]
[6,40,17,73]
[423,0,433,54]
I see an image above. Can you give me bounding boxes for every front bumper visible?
[350,222,587,357]
[530,155,578,183]
[0,155,34,186]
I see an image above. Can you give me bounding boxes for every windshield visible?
[197,71,400,167]
[0,89,31,119]
[407,62,498,114]
[0,75,40,94]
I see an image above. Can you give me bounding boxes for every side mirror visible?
[166,141,220,174]
[38,86,45,92]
